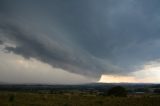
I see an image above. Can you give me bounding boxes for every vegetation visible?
[107,86,127,97]
[0,91,160,106]
[9,94,15,102]
[154,89,160,94]
[0,84,160,106]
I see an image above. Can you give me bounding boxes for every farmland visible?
[0,83,160,106]
[0,91,160,106]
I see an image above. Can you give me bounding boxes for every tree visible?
[107,86,127,97]
[9,95,15,102]
[154,89,160,94]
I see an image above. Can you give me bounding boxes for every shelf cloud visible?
[1,0,160,80]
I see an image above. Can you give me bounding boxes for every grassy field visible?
[0,91,160,106]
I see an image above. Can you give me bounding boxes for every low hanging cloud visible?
[0,23,119,78]
[1,0,160,79]
[0,40,3,45]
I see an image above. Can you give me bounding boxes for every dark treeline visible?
[0,83,159,94]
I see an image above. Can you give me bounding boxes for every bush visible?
[154,89,160,94]
[107,86,127,97]
[9,95,15,102]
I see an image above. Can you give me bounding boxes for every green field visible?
[0,91,160,106]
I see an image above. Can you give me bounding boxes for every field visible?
[0,91,160,106]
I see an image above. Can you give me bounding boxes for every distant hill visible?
[151,84,160,88]
[0,82,158,92]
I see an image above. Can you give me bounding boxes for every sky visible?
[0,0,160,84]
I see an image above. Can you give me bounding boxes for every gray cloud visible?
[1,0,160,79]
[0,40,3,45]
[1,22,122,78]
[0,52,94,84]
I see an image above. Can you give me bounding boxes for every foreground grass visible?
[0,91,160,106]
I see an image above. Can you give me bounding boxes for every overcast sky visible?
[1,0,160,84]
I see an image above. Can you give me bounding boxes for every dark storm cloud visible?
[0,40,3,45]
[0,23,106,78]
[1,0,160,78]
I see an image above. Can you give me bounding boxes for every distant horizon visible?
[0,81,160,85]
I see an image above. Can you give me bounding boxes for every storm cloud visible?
[1,0,160,79]
[0,40,3,45]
